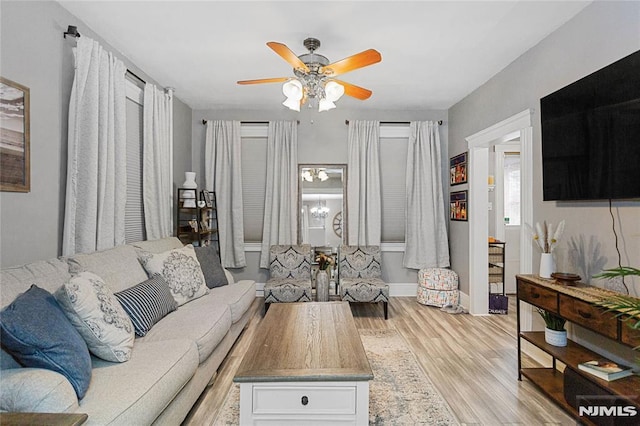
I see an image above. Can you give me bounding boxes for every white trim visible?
[244,242,262,252]
[465,109,533,317]
[125,79,143,105]
[380,242,405,252]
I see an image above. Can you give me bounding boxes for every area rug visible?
[213,329,459,425]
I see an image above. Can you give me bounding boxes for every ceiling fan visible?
[237,38,382,111]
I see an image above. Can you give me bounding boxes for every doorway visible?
[465,110,533,322]
[492,142,521,294]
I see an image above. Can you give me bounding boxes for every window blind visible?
[124,87,146,244]
[241,136,268,242]
[380,136,408,243]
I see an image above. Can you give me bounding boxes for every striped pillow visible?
[115,276,177,337]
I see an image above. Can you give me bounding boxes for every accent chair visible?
[263,244,313,312]
[338,244,389,319]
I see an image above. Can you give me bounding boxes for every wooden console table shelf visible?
[516,274,640,425]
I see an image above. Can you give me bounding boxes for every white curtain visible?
[204,120,246,267]
[347,120,381,246]
[259,121,298,268]
[143,84,173,240]
[403,121,450,269]
[63,36,127,256]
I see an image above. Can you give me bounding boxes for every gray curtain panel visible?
[403,121,450,269]
[63,36,127,255]
[204,120,246,268]
[259,121,298,268]
[347,120,381,246]
[143,84,173,240]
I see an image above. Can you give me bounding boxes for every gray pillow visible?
[195,245,228,288]
[0,285,92,399]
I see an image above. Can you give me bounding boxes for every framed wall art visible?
[0,77,30,192]
[449,152,467,186]
[450,190,468,221]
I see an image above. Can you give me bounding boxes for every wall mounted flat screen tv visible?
[540,50,640,201]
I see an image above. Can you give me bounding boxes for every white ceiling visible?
[58,1,591,111]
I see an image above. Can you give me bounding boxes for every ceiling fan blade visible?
[321,49,381,76]
[332,80,372,100]
[237,77,290,85]
[267,42,310,73]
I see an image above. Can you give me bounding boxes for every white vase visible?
[539,253,555,279]
[182,172,197,208]
[316,270,330,302]
[544,327,567,347]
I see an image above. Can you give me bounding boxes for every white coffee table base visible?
[239,381,369,425]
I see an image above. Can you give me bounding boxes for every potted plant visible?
[537,308,567,347]
[593,266,640,354]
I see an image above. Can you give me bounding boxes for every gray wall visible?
[0,1,193,267]
[448,0,640,297]
[192,107,448,284]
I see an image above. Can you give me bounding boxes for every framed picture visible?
[450,190,468,221]
[1,77,30,192]
[449,152,467,186]
[202,190,213,207]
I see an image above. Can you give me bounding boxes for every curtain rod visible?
[126,70,146,85]
[201,120,300,125]
[345,120,443,125]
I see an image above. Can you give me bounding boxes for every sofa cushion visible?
[137,245,208,306]
[78,339,198,425]
[66,245,149,293]
[211,280,256,323]
[131,237,183,254]
[0,259,70,309]
[195,244,228,288]
[0,285,92,399]
[54,272,134,362]
[0,368,79,413]
[138,294,232,363]
[115,276,177,336]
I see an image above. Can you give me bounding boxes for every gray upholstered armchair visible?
[338,245,389,319]
[263,244,313,312]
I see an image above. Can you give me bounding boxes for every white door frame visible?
[465,110,533,321]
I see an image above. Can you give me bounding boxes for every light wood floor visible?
[184,297,576,425]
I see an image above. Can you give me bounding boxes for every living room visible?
[1,1,639,425]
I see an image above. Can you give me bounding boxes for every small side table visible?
[0,413,88,426]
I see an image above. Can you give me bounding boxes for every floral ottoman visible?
[417,268,459,307]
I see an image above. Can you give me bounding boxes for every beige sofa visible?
[0,237,256,425]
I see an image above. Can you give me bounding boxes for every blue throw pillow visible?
[115,276,177,336]
[0,285,92,399]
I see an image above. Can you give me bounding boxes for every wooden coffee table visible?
[234,302,373,425]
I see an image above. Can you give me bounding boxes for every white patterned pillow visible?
[137,245,208,306]
[55,272,134,362]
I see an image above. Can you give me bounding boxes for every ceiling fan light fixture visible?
[318,98,336,112]
[282,79,303,99]
[283,96,301,112]
[324,81,345,102]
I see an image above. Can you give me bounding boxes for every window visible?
[241,135,268,242]
[124,78,146,243]
[380,135,408,242]
[503,153,521,226]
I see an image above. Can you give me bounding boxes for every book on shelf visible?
[578,360,634,381]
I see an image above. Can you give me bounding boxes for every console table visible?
[516,274,640,424]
